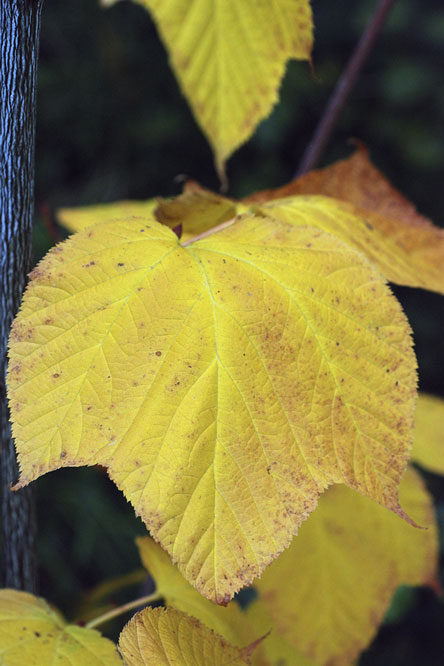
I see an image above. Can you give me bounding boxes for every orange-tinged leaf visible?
[57,199,157,233]
[0,589,122,666]
[411,393,444,476]
[249,467,438,666]
[155,183,237,242]
[8,214,416,603]
[247,147,444,294]
[104,0,313,178]
[118,606,256,666]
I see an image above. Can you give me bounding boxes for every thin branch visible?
[85,591,162,630]
[295,0,398,178]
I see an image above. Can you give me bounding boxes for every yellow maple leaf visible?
[102,0,313,179]
[249,466,438,666]
[118,606,258,666]
[0,589,122,666]
[247,146,444,294]
[411,393,444,476]
[8,214,416,603]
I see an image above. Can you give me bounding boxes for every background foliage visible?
[32,0,444,663]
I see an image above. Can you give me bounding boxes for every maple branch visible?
[85,591,162,630]
[1,0,43,592]
[181,216,237,247]
[295,0,398,177]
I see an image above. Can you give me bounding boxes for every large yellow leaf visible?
[118,606,257,666]
[411,393,444,476]
[57,199,157,233]
[247,147,444,294]
[249,466,438,666]
[104,0,313,178]
[8,214,416,603]
[0,589,122,666]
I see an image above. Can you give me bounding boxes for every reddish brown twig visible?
[295,0,398,177]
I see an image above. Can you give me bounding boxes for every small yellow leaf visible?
[136,537,255,648]
[118,606,255,666]
[8,214,416,603]
[247,147,444,294]
[411,393,444,476]
[155,183,237,242]
[136,536,318,666]
[0,589,122,666]
[250,466,438,666]
[106,0,313,178]
[57,199,157,233]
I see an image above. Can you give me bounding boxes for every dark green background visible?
[32,0,444,663]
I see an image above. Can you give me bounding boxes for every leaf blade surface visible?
[106,0,313,176]
[0,590,122,666]
[118,607,254,666]
[247,147,444,294]
[8,215,417,602]
[249,466,438,666]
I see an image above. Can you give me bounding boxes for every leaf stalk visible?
[85,591,162,630]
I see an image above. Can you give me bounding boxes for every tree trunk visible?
[0,0,43,592]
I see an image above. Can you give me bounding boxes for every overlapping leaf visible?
[247,147,444,294]
[136,465,437,666]
[118,607,258,666]
[58,199,157,233]
[0,589,122,666]
[103,0,313,178]
[136,537,255,649]
[8,213,416,603]
[249,467,438,666]
[137,536,317,666]
[57,151,444,297]
[411,393,444,475]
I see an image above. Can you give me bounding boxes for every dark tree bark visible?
[1,0,43,592]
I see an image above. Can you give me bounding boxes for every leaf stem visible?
[295,0,398,177]
[181,216,237,246]
[85,591,162,630]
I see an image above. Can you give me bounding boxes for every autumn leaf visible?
[247,146,444,294]
[57,199,158,233]
[249,467,438,666]
[136,536,317,666]
[136,466,437,666]
[118,606,258,666]
[154,183,237,242]
[136,537,255,649]
[102,0,313,179]
[8,214,416,603]
[411,393,444,476]
[0,589,122,666]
